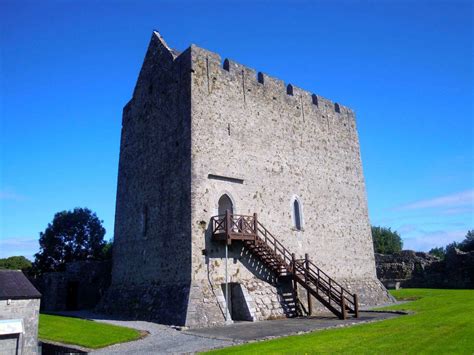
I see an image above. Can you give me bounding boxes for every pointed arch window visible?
[218,194,234,216]
[292,196,303,231]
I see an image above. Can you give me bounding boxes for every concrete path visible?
[54,310,402,354]
[184,311,401,342]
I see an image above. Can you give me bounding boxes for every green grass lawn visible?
[206,289,474,354]
[39,313,142,349]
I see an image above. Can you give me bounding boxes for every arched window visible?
[257,72,264,84]
[334,103,341,113]
[218,194,234,216]
[312,94,319,106]
[291,196,303,231]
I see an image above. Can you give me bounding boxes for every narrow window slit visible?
[293,199,302,231]
[223,59,230,71]
[287,84,294,96]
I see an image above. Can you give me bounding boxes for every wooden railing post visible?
[328,278,332,306]
[291,253,298,312]
[316,268,319,294]
[225,209,231,245]
[305,253,312,316]
[354,294,359,318]
[341,295,347,320]
[253,213,258,241]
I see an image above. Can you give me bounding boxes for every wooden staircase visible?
[212,211,359,320]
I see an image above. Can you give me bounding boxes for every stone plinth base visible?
[98,277,393,328]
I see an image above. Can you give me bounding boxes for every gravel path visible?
[55,311,236,354]
[91,320,235,354]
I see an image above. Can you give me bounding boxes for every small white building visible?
[0,270,41,355]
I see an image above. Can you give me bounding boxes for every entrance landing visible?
[184,311,403,342]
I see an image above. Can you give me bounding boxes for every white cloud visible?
[397,224,417,234]
[0,189,26,201]
[403,229,467,252]
[439,207,474,216]
[396,189,474,211]
[0,237,38,259]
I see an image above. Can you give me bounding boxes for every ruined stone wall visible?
[101,32,193,325]
[187,44,389,326]
[0,299,40,354]
[33,260,111,312]
[376,249,474,289]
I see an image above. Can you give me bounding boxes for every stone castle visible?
[100,31,393,327]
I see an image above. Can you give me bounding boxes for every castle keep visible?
[101,31,393,327]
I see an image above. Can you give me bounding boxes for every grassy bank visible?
[39,314,142,349]
[206,289,474,354]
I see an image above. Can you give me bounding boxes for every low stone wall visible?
[33,260,111,311]
[375,249,474,289]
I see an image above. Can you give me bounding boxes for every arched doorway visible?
[218,194,234,216]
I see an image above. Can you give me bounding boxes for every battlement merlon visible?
[130,31,356,117]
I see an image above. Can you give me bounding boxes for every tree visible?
[0,256,32,271]
[429,230,474,258]
[102,240,113,260]
[459,230,474,252]
[445,241,460,254]
[33,208,106,274]
[428,247,445,259]
[371,226,403,254]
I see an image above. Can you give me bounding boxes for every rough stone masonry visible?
[98,31,393,327]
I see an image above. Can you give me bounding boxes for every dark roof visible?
[0,270,41,300]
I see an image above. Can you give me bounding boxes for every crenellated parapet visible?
[182,44,354,119]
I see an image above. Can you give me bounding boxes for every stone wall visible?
[190,44,376,281]
[99,32,193,325]
[110,33,192,288]
[376,249,474,289]
[187,42,391,325]
[0,298,40,355]
[34,260,111,311]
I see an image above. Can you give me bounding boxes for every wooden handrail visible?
[210,212,359,318]
[305,260,356,307]
[293,259,356,311]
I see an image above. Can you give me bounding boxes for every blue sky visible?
[1,0,473,259]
